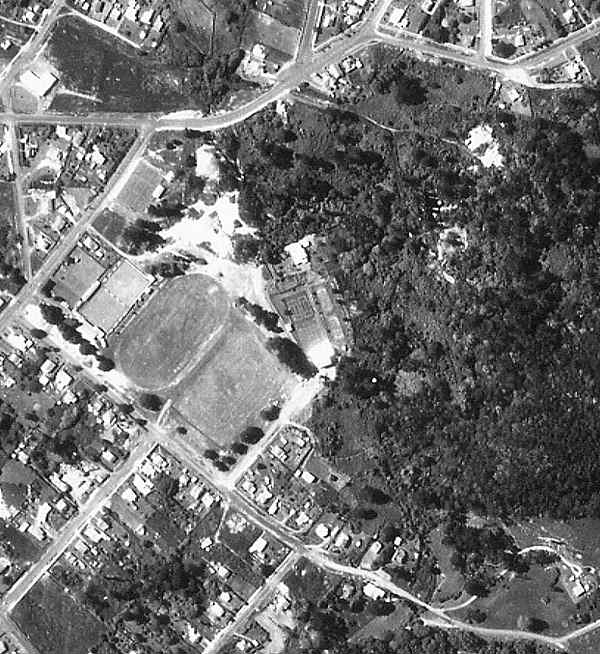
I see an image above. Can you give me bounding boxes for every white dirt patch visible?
[195,144,220,180]
[33,144,63,173]
[465,124,504,168]
[160,190,257,259]
[0,488,17,520]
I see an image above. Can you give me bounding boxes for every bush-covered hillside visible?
[218,54,600,531]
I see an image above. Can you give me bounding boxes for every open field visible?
[47,16,197,113]
[115,159,166,214]
[116,274,230,389]
[495,0,527,27]
[174,0,215,53]
[255,0,306,29]
[172,316,294,446]
[429,526,465,604]
[12,577,104,654]
[519,0,557,37]
[242,9,300,59]
[455,565,575,635]
[350,603,412,642]
[509,517,600,569]
[93,208,128,245]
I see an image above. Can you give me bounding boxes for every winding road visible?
[0,0,600,651]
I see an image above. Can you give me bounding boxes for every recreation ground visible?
[116,274,230,390]
[115,273,295,447]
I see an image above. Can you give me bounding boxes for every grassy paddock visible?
[12,577,104,654]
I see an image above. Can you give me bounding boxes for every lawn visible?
[428,526,465,604]
[116,274,230,389]
[93,208,128,246]
[220,510,262,557]
[241,9,300,59]
[114,160,166,215]
[519,0,557,38]
[257,0,306,29]
[171,315,294,446]
[350,603,412,642]
[494,0,526,28]
[12,577,104,654]
[175,0,215,53]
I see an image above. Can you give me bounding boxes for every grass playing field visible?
[115,274,230,390]
[172,315,295,446]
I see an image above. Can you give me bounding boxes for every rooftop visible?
[19,69,58,98]
[80,260,151,333]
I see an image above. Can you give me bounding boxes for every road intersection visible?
[1,0,600,651]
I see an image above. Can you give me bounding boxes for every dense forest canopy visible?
[218,61,600,529]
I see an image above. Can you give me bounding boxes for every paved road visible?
[161,434,580,653]
[296,0,321,60]
[0,438,157,614]
[0,615,37,654]
[225,376,322,486]
[516,17,600,68]
[7,121,32,280]
[478,0,494,58]
[0,0,66,104]
[0,111,156,127]
[204,551,300,654]
[0,128,151,336]
[3,0,600,650]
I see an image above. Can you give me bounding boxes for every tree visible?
[139,393,164,412]
[79,342,96,356]
[359,485,391,505]
[231,442,248,455]
[217,85,600,545]
[267,337,317,379]
[123,219,166,255]
[30,328,47,339]
[393,75,426,105]
[464,578,488,597]
[495,41,517,58]
[466,608,487,623]
[40,303,64,325]
[260,404,280,421]
[203,449,219,461]
[232,234,260,263]
[240,426,264,444]
[59,323,82,344]
[96,357,115,372]
[237,297,282,332]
